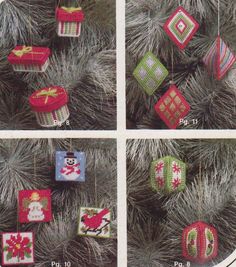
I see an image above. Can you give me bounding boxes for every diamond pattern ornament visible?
[164,7,199,50]
[150,156,186,194]
[78,207,111,238]
[203,36,236,80]
[182,221,218,264]
[56,151,86,182]
[2,232,34,265]
[133,52,169,95]
[18,189,52,223]
[154,84,190,129]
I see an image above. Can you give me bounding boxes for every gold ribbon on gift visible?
[34,88,62,104]
[12,46,45,58]
[12,46,33,57]
[61,6,82,13]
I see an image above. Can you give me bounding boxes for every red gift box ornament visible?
[56,6,84,37]
[182,221,218,264]
[8,46,50,72]
[29,86,70,128]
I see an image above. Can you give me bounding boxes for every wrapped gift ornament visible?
[154,84,190,129]
[2,232,34,265]
[78,207,111,238]
[163,7,199,50]
[56,6,84,37]
[8,46,50,72]
[182,221,218,264]
[56,151,86,181]
[203,36,236,80]
[18,189,52,223]
[133,52,169,96]
[29,86,70,128]
[150,156,186,194]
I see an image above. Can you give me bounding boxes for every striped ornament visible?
[203,36,236,80]
[57,21,81,37]
[163,7,199,50]
[35,105,70,127]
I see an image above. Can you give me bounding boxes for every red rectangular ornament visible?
[155,84,190,129]
[18,189,52,223]
[8,46,50,72]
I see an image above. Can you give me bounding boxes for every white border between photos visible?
[0,0,235,266]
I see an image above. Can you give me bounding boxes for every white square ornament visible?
[78,207,111,238]
[2,232,34,265]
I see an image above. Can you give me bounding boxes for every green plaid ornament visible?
[133,52,169,96]
[150,156,186,194]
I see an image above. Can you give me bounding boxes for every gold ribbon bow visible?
[61,6,82,13]
[35,88,59,104]
[12,46,33,57]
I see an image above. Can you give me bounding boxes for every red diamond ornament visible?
[154,84,190,129]
[164,7,199,50]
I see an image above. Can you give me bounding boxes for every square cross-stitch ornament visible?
[150,156,186,194]
[18,189,52,223]
[203,36,236,80]
[56,151,86,182]
[78,207,111,238]
[154,84,190,129]
[164,7,199,50]
[182,221,218,264]
[133,52,169,95]
[2,232,34,265]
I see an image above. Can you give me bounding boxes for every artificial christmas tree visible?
[0,0,116,130]
[126,0,236,129]
[127,139,236,267]
[0,138,117,266]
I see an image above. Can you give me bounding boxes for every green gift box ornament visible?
[150,156,186,194]
[133,52,169,96]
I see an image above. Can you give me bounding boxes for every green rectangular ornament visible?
[133,52,169,96]
[150,156,186,194]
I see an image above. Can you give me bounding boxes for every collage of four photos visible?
[0,0,235,266]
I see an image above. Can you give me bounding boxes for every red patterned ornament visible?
[2,232,34,265]
[29,86,70,128]
[154,84,190,129]
[56,7,84,37]
[163,7,199,50]
[203,36,236,80]
[18,189,52,223]
[182,221,218,264]
[8,46,50,72]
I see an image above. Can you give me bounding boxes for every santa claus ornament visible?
[78,207,111,238]
[154,84,190,129]
[2,232,34,265]
[18,189,52,223]
[182,221,218,264]
[203,36,236,80]
[133,52,169,96]
[8,46,50,72]
[56,6,84,37]
[163,7,199,50]
[55,151,86,182]
[29,86,70,128]
[150,156,186,194]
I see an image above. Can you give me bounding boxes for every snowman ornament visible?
[60,152,81,181]
[27,192,45,221]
